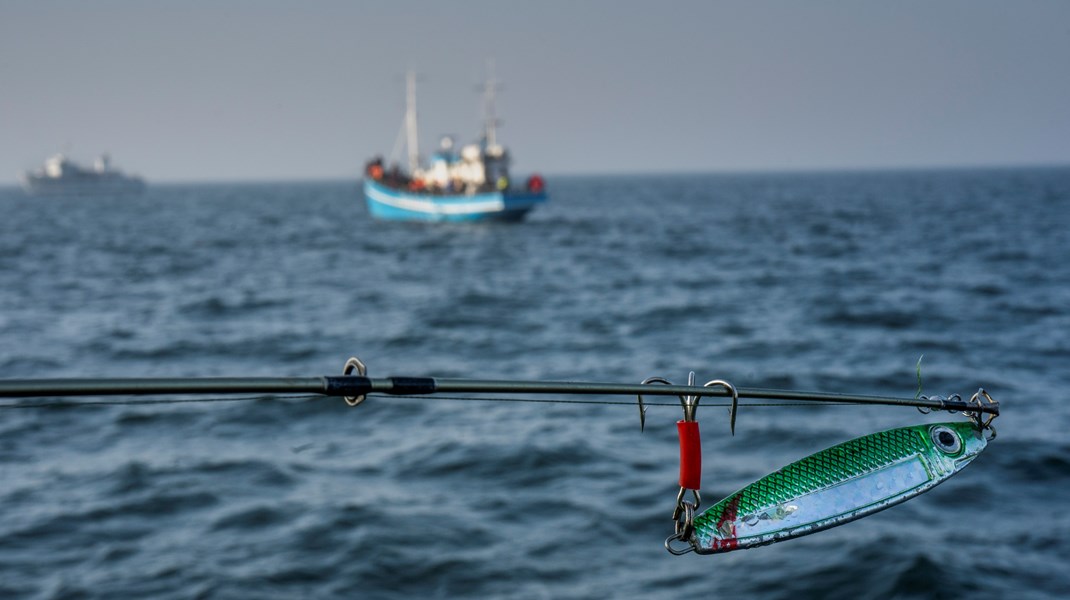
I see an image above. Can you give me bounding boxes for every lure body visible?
[691,421,987,554]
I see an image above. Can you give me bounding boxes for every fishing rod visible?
[0,358,999,418]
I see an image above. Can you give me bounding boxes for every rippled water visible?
[1,169,1068,598]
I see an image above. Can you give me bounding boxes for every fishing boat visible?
[362,72,547,222]
[19,153,145,196]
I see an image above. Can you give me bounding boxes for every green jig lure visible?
[678,421,989,554]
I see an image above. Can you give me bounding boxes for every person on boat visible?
[365,156,384,180]
[386,163,404,187]
[496,175,509,191]
[526,174,544,193]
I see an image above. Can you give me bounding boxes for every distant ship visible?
[20,153,146,196]
[363,71,547,222]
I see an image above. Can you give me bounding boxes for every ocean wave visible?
[211,504,292,531]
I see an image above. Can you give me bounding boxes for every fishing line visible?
[375,394,871,408]
[0,392,874,410]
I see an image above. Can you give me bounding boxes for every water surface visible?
[1,168,1068,598]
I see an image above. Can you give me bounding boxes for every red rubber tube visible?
[677,420,701,490]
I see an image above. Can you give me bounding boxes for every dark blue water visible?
[1,169,1068,598]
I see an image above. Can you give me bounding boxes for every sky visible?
[2,0,1069,183]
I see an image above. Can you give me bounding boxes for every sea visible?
[1,168,1068,599]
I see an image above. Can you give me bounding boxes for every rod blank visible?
[0,376,999,416]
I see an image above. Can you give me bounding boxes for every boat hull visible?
[363,179,546,222]
[20,174,146,197]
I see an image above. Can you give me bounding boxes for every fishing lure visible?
[672,420,989,554]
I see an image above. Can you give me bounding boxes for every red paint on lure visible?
[711,493,742,552]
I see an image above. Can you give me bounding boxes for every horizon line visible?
[4,161,1069,189]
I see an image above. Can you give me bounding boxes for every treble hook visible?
[636,376,677,432]
[637,371,739,555]
[680,371,699,422]
[636,373,740,434]
[703,378,739,436]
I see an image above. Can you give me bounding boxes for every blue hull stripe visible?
[363,180,547,222]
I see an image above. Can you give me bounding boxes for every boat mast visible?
[405,71,420,173]
[482,62,498,148]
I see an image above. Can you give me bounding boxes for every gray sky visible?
[2,0,1069,183]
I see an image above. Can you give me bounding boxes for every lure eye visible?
[930,426,962,455]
